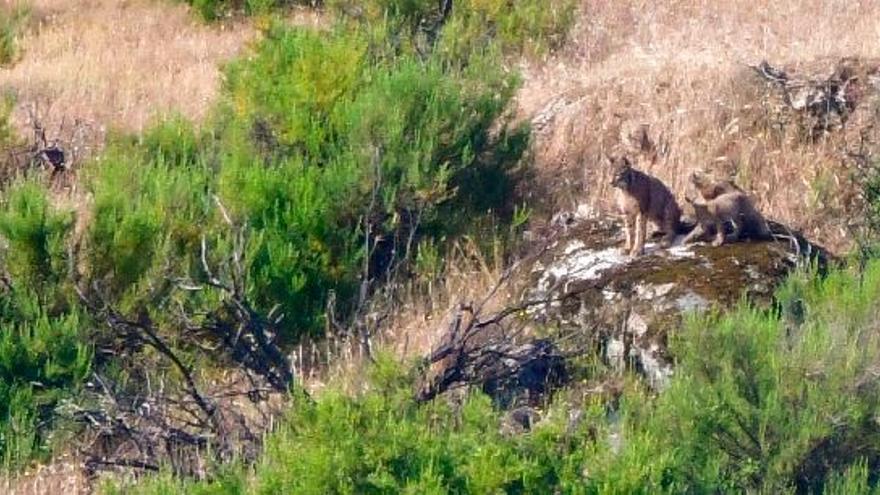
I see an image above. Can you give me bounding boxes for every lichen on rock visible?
[522,210,828,389]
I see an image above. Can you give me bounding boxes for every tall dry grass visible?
[303,237,516,396]
[0,0,257,146]
[519,0,880,253]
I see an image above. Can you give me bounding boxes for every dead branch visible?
[68,212,292,480]
[416,237,572,404]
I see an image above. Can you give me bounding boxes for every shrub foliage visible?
[117,260,880,494]
[0,0,572,471]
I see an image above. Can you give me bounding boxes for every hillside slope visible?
[518,0,880,252]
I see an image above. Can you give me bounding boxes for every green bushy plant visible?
[114,355,595,494]
[328,0,577,58]
[85,143,212,303]
[0,0,577,475]
[0,183,89,469]
[117,257,880,493]
[0,181,73,287]
[586,260,880,493]
[0,306,90,469]
[0,292,89,469]
[123,23,521,341]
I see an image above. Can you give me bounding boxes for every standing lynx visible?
[609,156,682,256]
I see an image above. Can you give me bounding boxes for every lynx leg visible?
[631,213,647,256]
[712,221,725,246]
[623,214,633,251]
[660,207,677,248]
[660,222,676,248]
[757,219,772,240]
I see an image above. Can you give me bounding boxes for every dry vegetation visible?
[0,0,257,147]
[308,239,516,396]
[519,0,880,253]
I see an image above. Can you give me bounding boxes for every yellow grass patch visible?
[0,0,257,146]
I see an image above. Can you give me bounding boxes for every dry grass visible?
[519,0,880,253]
[304,238,516,396]
[2,454,87,495]
[0,0,258,148]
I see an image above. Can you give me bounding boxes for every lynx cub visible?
[690,170,742,200]
[683,192,771,246]
[610,156,682,256]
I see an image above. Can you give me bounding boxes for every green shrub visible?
[114,355,594,494]
[79,24,523,342]
[0,300,90,469]
[0,0,575,474]
[115,255,880,493]
[439,0,576,59]
[588,260,880,493]
[0,183,89,469]
[328,0,577,57]
[0,181,73,288]
[85,147,212,302]
[140,114,203,167]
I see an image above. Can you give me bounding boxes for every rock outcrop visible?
[523,211,828,389]
[419,209,829,405]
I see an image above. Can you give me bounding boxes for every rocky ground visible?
[419,209,829,410]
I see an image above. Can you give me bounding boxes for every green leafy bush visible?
[0,181,73,288]
[0,306,90,469]
[84,140,212,303]
[328,0,577,57]
[590,260,880,493]
[79,22,524,342]
[112,356,596,494]
[0,183,89,469]
[120,259,880,493]
[0,0,572,474]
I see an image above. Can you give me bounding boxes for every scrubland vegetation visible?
[1,0,880,494]
[111,259,880,494]
[0,0,572,483]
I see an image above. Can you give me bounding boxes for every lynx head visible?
[609,155,634,189]
[690,169,710,188]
